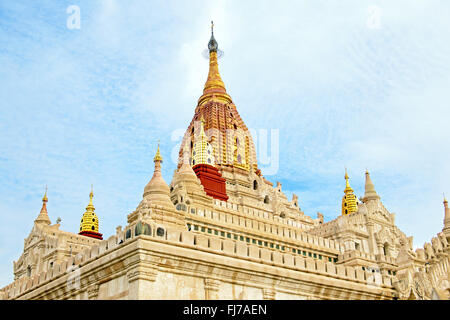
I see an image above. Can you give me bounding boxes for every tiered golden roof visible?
[342,169,358,215]
[192,117,215,166]
[79,186,99,233]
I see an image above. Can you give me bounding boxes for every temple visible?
[1,23,449,300]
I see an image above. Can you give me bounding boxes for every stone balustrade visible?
[0,222,392,300]
[189,208,346,255]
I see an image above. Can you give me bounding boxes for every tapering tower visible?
[178,22,259,185]
[443,195,450,239]
[362,170,380,203]
[137,143,186,228]
[79,186,103,240]
[34,186,51,225]
[342,169,358,215]
[143,143,173,207]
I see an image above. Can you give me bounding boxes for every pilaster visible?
[87,284,99,300]
[204,278,220,300]
[262,288,276,300]
[126,265,158,299]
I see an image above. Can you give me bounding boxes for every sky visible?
[1,0,450,287]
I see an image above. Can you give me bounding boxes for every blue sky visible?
[1,0,450,286]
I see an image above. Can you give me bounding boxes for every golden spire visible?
[87,184,94,209]
[40,185,48,213]
[35,185,51,225]
[342,169,358,216]
[150,142,164,181]
[79,186,100,236]
[42,185,48,203]
[192,117,214,167]
[154,141,163,163]
[198,21,232,106]
[344,168,352,191]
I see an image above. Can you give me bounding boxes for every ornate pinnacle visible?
[208,21,218,53]
[42,185,48,203]
[154,141,163,162]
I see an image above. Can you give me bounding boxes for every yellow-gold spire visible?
[342,168,358,215]
[42,185,48,203]
[198,21,232,106]
[154,141,163,163]
[79,185,102,239]
[344,169,351,191]
[192,117,215,166]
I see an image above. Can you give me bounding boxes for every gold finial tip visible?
[444,193,447,203]
[154,142,163,162]
[42,185,48,202]
[344,168,349,180]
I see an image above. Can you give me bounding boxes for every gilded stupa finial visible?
[344,167,352,191]
[89,184,93,204]
[39,185,49,215]
[42,185,48,203]
[342,168,357,215]
[198,21,232,105]
[154,141,163,163]
[444,193,448,205]
[79,186,102,239]
[86,184,95,211]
